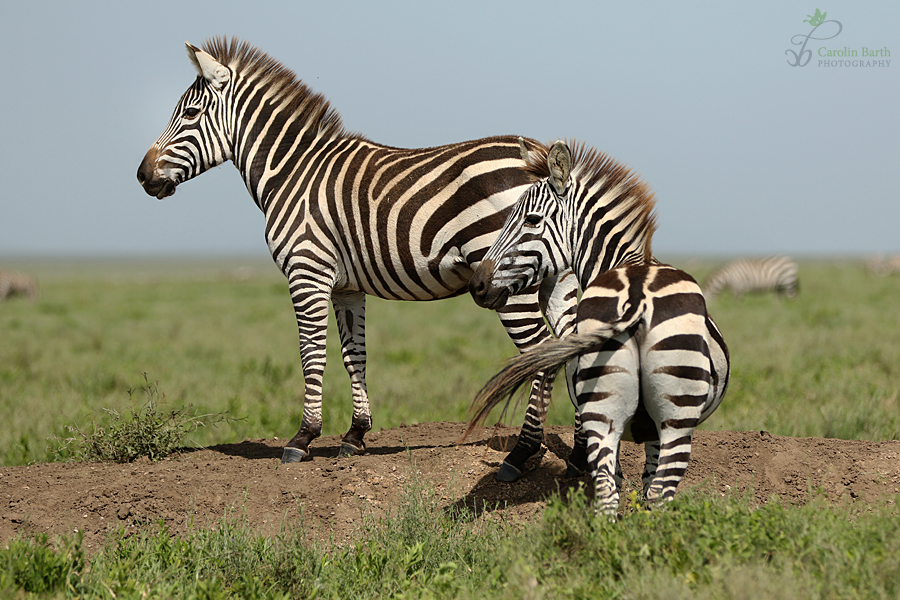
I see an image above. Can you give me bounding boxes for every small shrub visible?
[51,374,229,463]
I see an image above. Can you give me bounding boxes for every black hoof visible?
[337,442,363,458]
[281,447,310,464]
[495,461,523,482]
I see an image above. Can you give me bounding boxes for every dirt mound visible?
[2,423,899,550]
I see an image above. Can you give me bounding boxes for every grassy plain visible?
[2,473,899,599]
[2,257,900,598]
[1,257,899,465]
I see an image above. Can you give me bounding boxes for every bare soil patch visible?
[2,423,899,549]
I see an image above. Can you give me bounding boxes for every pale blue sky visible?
[1,1,897,258]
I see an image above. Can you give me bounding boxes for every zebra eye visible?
[183,107,201,118]
[523,213,542,227]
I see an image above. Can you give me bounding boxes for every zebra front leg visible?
[539,272,587,478]
[493,286,554,482]
[332,291,371,457]
[282,288,333,464]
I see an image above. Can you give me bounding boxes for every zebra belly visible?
[331,250,475,301]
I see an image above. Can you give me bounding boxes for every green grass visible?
[1,258,899,466]
[0,259,530,466]
[2,478,898,599]
[687,259,900,440]
[1,256,899,599]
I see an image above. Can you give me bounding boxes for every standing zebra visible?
[703,255,799,299]
[0,270,38,302]
[467,141,730,516]
[136,37,578,467]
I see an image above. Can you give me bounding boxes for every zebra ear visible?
[518,137,530,162]
[547,141,571,195]
[185,42,230,89]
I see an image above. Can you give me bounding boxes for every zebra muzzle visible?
[137,147,178,199]
[469,266,510,310]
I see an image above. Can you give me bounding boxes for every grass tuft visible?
[50,374,230,463]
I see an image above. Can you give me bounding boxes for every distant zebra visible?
[865,255,900,277]
[137,37,578,467]
[467,141,730,517]
[703,256,798,299]
[0,270,38,302]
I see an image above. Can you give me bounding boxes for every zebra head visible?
[469,141,573,310]
[137,42,234,199]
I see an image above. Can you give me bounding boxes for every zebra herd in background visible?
[0,270,38,303]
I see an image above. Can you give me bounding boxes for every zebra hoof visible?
[281,447,309,464]
[337,442,363,458]
[495,461,523,482]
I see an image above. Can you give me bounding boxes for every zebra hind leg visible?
[332,291,372,458]
[578,336,639,519]
[641,440,660,498]
[644,424,697,506]
[587,433,623,521]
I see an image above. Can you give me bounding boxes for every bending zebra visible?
[703,255,798,299]
[0,270,38,302]
[466,141,730,517]
[137,37,578,467]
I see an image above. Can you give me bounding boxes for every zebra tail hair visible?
[462,326,622,441]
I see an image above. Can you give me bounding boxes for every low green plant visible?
[0,533,83,595]
[50,374,229,463]
[2,483,899,599]
[515,485,900,599]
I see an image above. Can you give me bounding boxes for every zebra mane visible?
[524,140,658,263]
[201,36,360,141]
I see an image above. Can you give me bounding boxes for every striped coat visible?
[137,37,579,466]
[703,256,799,299]
[467,141,730,516]
[0,270,38,302]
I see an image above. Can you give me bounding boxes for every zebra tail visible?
[462,325,623,440]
